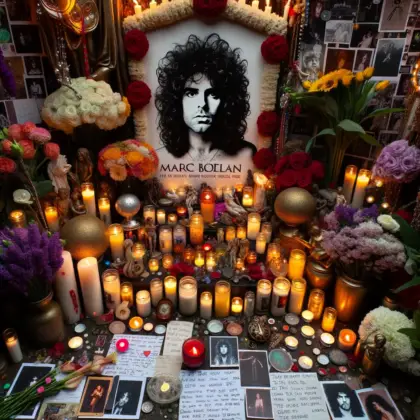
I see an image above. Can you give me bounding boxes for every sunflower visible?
[102,147,121,160]
[363,67,374,79]
[109,164,127,181]
[341,74,354,86]
[355,71,364,82]
[302,80,312,90]
[375,80,390,91]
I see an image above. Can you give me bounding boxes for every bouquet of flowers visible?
[322,205,406,278]
[98,139,159,182]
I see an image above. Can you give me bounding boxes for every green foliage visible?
[399,311,420,350]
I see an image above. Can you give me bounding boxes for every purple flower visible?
[382,155,399,172]
[386,139,409,156]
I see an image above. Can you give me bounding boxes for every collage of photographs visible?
[300,0,420,146]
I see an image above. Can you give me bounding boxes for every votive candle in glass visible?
[45,206,60,232]
[266,242,281,264]
[129,316,143,332]
[352,169,371,209]
[179,276,197,316]
[247,251,257,265]
[150,278,163,307]
[244,291,255,317]
[164,275,177,306]
[256,232,267,255]
[132,242,146,261]
[194,246,205,268]
[253,173,267,210]
[302,310,314,323]
[77,257,104,317]
[121,282,134,307]
[215,280,231,318]
[203,243,212,252]
[225,226,236,242]
[102,269,121,310]
[159,225,173,253]
[288,249,306,280]
[206,251,216,271]
[307,288,325,320]
[288,278,306,315]
[183,246,195,264]
[235,257,245,271]
[9,210,26,228]
[343,165,358,203]
[157,208,166,224]
[81,182,96,215]
[143,205,156,224]
[321,307,337,332]
[98,197,111,226]
[200,291,213,319]
[136,290,151,317]
[108,224,124,261]
[190,211,204,245]
[200,187,215,223]
[256,279,272,314]
[231,297,243,316]
[242,186,254,207]
[168,213,178,225]
[338,329,357,352]
[182,338,205,368]
[265,178,276,205]
[235,183,244,194]
[247,212,261,240]
[3,328,23,363]
[237,225,247,239]
[320,332,335,347]
[137,226,146,241]
[271,277,290,316]
[162,253,174,270]
[261,222,273,243]
[148,258,159,273]
[173,224,187,254]
[176,186,187,201]
[177,205,188,219]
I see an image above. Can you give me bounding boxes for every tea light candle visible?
[98,198,111,226]
[157,209,166,224]
[68,336,83,351]
[195,247,205,268]
[366,195,375,204]
[200,292,213,319]
[81,182,96,215]
[168,213,178,225]
[301,310,314,323]
[164,276,177,306]
[256,232,267,255]
[102,269,121,310]
[271,277,290,316]
[381,202,390,210]
[215,280,231,318]
[144,322,154,332]
[45,206,60,232]
[132,242,146,261]
[338,329,357,351]
[149,258,159,273]
[121,282,134,307]
[237,225,247,239]
[189,212,204,245]
[298,355,313,370]
[162,253,174,270]
[203,243,212,252]
[285,336,298,351]
[235,257,245,271]
[288,249,306,280]
[206,251,216,271]
[182,338,205,368]
[375,178,384,188]
[179,276,197,316]
[247,212,261,240]
[247,251,257,265]
[108,224,124,261]
[9,210,26,228]
[77,257,104,317]
[150,278,163,307]
[288,278,306,315]
[136,290,152,317]
[307,289,325,320]
[129,316,143,332]
[231,297,243,316]
[343,165,358,202]
[159,226,173,253]
[116,338,129,353]
[242,186,254,207]
[352,169,371,208]
[177,205,188,219]
[320,332,335,347]
[3,329,23,363]
[256,279,272,314]
[301,325,315,338]
[321,307,337,332]
[200,187,215,223]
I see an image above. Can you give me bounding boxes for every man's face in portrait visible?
[182,74,221,133]
[337,392,351,411]
[219,344,228,355]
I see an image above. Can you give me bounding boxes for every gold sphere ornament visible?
[60,215,109,260]
[274,187,316,226]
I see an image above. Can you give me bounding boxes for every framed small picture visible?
[245,388,274,419]
[109,377,144,419]
[37,402,79,420]
[239,350,270,388]
[356,388,404,420]
[24,56,42,75]
[400,64,412,73]
[25,77,46,99]
[10,24,42,54]
[78,376,113,417]
[210,336,239,368]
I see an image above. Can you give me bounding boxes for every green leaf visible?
[415,310,420,331]
[305,128,336,152]
[34,180,53,198]
[392,215,420,249]
[361,107,405,123]
[359,132,379,146]
[324,96,339,120]
[411,339,420,349]
[394,275,420,293]
[337,119,366,134]
[399,328,419,340]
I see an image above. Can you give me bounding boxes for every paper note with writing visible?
[270,372,329,420]
[179,370,245,420]
[103,334,164,378]
[154,355,182,376]
[44,374,86,404]
[163,321,194,356]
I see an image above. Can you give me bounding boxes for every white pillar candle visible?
[256,232,267,255]
[108,224,124,261]
[55,250,81,324]
[288,278,306,315]
[247,212,261,240]
[136,290,152,317]
[253,173,267,210]
[143,205,156,224]
[45,206,60,232]
[271,277,290,316]
[288,249,306,280]
[200,291,213,319]
[3,329,23,363]
[352,169,371,208]
[150,0,157,8]
[133,0,142,16]
[252,0,259,8]
[261,222,272,243]
[81,182,96,216]
[157,209,166,225]
[164,276,177,307]
[256,279,272,314]
[77,257,104,317]
[264,0,272,13]
[102,269,121,310]
[283,0,290,18]
[150,278,163,307]
[343,165,358,203]
[159,226,173,253]
[98,198,112,226]
[179,276,197,316]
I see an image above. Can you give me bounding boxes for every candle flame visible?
[345,334,351,341]
[133,0,138,4]
[192,346,198,355]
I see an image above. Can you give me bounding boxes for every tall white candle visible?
[98,198,111,226]
[108,224,124,261]
[150,278,163,307]
[164,276,177,307]
[81,182,96,216]
[283,0,291,18]
[288,278,306,315]
[159,226,173,253]
[256,279,272,314]
[3,329,23,363]
[247,212,261,240]
[55,250,81,324]
[143,205,156,224]
[77,257,104,317]
[133,0,142,16]
[271,277,291,316]
[261,222,272,243]
[252,0,259,8]
[136,290,152,317]
[264,0,272,13]
[352,169,371,208]
[343,165,358,203]
[256,232,267,255]
[102,269,121,310]
[179,276,197,316]
[200,291,213,319]
[45,206,60,232]
[157,209,166,225]
[288,249,306,280]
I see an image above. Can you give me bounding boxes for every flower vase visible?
[384,181,402,211]
[26,291,65,347]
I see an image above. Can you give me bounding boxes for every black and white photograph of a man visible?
[111,378,143,418]
[373,38,405,77]
[155,34,256,163]
[210,336,239,368]
[239,350,270,388]
[322,382,367,419]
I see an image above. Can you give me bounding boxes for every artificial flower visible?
[13,189,33,205]
[19,139,35,159]
[109,164,127,181]
[253,147,276,170]
[342,74,353,86]
[7,124,23,140]
[64,375,85,389]
[375,80,390,91]
[260,35,289,63]
[126,81,152,110]
[45,377,52,385]
[124,29,149,60]
[43,142,60,160]
[377,214,400,233]
[288,151,310,170]
[37,386,45,394]
[257,111,280,136]
[363,66,374,79]
[28,127,51,144]
[21,121,36,135]
[0,156,16,173]
[126,151,144,165]
[102,147,121,160]
[193,0,227,16]
[302,80,312,89]
[355,71,364,82]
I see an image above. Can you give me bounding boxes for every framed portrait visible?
[78,376,113,417]
[356,388,404,420]
[210,336,239,368]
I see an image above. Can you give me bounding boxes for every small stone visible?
[329,349,348,366]
[312,348,321,356]
[306,340,312,346]
[3,383,10,390]
[168,408,173,413]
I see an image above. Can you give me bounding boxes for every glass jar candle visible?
[200,291,213,319]
[162,253,174,270]
[352,169,371,209]
[200,187,216,223]
[136,290,151,317]
[81,182,96,215]
[237,225,247,240]
[164,276,177,306]
[271,277,291,316]
[206,251,216,271]
[231,297,243,316]
[176,186,187,201]
[157,208,166,224]
[288,249,306,280]
[177,205,188,219]
[307,289,325,320]
[266,243,281,264]
[253,173,267,210]
[247,212,261,240]
[214,187,223,201]
[173,224,187,254]
[137,226,146,241]
[143,205,156,224]
[242,186,254,207]
[235,257,245,271]
[190,211,204,245]
[265,178,276,205]
[247,251,257,265]
[150,278,163,307]
[235,184,244,194]
[269,257,288,277]
[3,328,23,363]
[215,280,231,318]
[182,338,205,368]
[98,197,111,226]
[167,213,178,225]
[159,226,173,253]
[244,291,255,318]
[288,278,306,315]
[179,276,197,316]
[183,246,195,264]
[45,206,60,232]
[261,222,273,243]
[256,279,272,314]
[256,232,267,255]
[121,282,134,307]
[225,226,236,242]
[9,210,26,228]
[108,224,124,261]
[132,242,146,261]
[102,269,121,310]
[148,258,159,273]
[194,246,205,268]
[321,307,337,332]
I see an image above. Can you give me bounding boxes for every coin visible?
[142,401,154,414]
[155,325,167,334]
[284,313,300,326]
[317,354,330,366]
[226,322,243,336]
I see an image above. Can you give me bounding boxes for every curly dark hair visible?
[323,383,365,418]
[155,33,251,158]
[365,394,397,420]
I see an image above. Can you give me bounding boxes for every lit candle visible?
[77,257,104,317]
[150,278,163,307]
[288,249,306,280]
[176,186,187,201]
[200,187,215,223]
[352,169,371,209]
[45,206,60,232]
[235,183,244,194]
[167,213,178,225]
[173,224,187,254]
[321,307,337,332]
[264,0,272,13]
[320,332,335,347]
[143,205,156,224]
[149,0,157,8]
[132,242,146,261]
[301,325,315,338]
[338,329,357,352]
[252,0,259,8]
[223,186,234,199]
[247,251,257,265]
[157,209,166,224]
[9,210,26,228]
[102,269,121,310]
[256,232,267,255]
[182,338,205,368]
[266,243,281,264]
[3,328,23,363]
[253,173,267,210]
[256,279,272,314]
[288,278,306,315]
[68,336,83,351]
[159,226,173,253]
[133,0,142,16]
[214,187,223,201]
[375,178,384,188]
[283,0,290,18]
[237,225,247,239]
[265,178,276,206]
[242,186,254,207]
[301,310,314,323]
[366,195,375,204]
[108,224,124,261]
[116,338,129,353]
[261,222,272,243]
[164,276,177,306]
[343,165,358,203]
[284,336,298,351]
[200,291,213,319]
[215,280,231,318]
[247,212,261,240]
[121,282,134,307]
[195,247,205,268]
[81,182,96,215]
[235,257,245,271]
[271,277,290,316]
[129,316,143,332]
[225,226,236,242]
[231,297,243,316]
[148,258,159,273]
[177,205,188,219]
[98,198,111,226]
[189,212,204,245]
[307,289,325,320]
[183,246,195,264]
[179,276,197,316]
[203,243,212,252]
[381,202,390,210]
[162,253,174,270]
[136,290,151,317]
[206,251,216,271]
[298,356,313,370]
[137,226,146,241]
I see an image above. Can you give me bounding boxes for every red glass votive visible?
[116,338,129,353]
[182,338,205,368]
[203,243,212,252]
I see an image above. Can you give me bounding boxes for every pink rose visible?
[44,143,60,160]
[37,386,45,394]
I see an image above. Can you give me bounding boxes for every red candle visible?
[116,338,129,353]
[182,338,205,368]
[203,243,212,252]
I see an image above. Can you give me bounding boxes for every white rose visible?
[377,215,400,233]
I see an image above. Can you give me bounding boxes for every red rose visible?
[0,157,16,173]
[8,124,23,141]
[289,151,310,170]
[44,142,60,160]
[276,169,296,190]
[124,29,149,60]
[127,81,151,110]
[193,0,227,16]
[295,167,312,189]
[21,121,36,136]
[261,35,289,64]
[1,139,12,155]
[310,160,325,179]
[19,139,35,159]
[274,155,289,174]
[257,111,280,137]
[252,147,276,170]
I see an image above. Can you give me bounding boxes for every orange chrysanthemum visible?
[126,151,144,165]
[102,147,121,160]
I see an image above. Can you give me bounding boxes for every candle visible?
[253,173,267,210]
[177,205,188,219]
[150,278,163,307]
[149,0,157,9]
[298,356,313,370]
[45,206,60,232]
[225,226,236,242]
[264,0,272,13]
[271,277,290,316]
[176,186,187,201]
[129,316,143,332]
[200,291,213,319]
[189,212,204,245]
[261,222,272,243]
[301,310,314,323]
[206,251,216,271]
[256,232,267,255]
[256,279,272,314]
[301,325,315,338]
[247,212,261,240]
[168,213,178,225]
[203,243,212,252]
[68,336,83,351]
[136,290,151,317]
[338,329,357,351]
[375,178,384,188]
[231,297,243,316]
[183,246,195,264]
[108,224,124,261]
[144,205,156,224]
[288,249,306,280]
[179,276,197,316]
[182,338,205,368]
[352,169,371,208]
[144,322,153,332]
[366,195,375,204]
[235,257,245,271]
[116,338,129,353]
[285,336,298,350]
[102,269,121,310]
[343,165,358,202]
[266,243,281,264]
[3,329,23,363]
[237,225,247,240]
[133,0,142,16]
[320,332,335,347]
[81,182,96,215]
[162,253,174,270]
[307,289,325,320]
[98,198,111,226]
[195,246,205,268]
[157,209,166,224]
[215,280,231,318]
[121,282,134,307]
[159,226,173,253]
[132,242,146,261]
[242,186,254,207]
[148,258,159,273]
[321,307,337,332]
[283,0,290,18]
[223,186,233,199]
[381,202,390,210]
[214,187,223,201]
[247,251,257,265]
[77,257,104,317]
[173,224,187,254]
[164,276,177,306]
[55,250,81,324]
[244,291,255,317]
[288,278,306,315]
[137,226,146,241]
[9,210,26,228]
[200,187,215,223]
[252,0,259,8]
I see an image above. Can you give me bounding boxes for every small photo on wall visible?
[36,402,79,420]
[351,23,379,48]
[25,77,46,99]
[410,29,420,52]
[397,73,413,95]
[246,388,274,419]
[412,3,419,14]
[328,0,358,20]
[324,48,356,74]
[24,56,42,75]
[356,388,404,420]
[210,336,239,368]
[373,38,405,77]
[325,20,353,44]
[239,351,271,388]
[0,101,8,128]
[356,0,383,23]
[407,54,418,65]
[299,43,325,81]
[6,0,31,21]
[353,49,373,71]
[408,15,417,27]
[11,24,42,54]
[0,6,11,44]
[380,0,411,32]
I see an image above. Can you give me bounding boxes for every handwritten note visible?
[179,370,245,420]
[270,372,329,420]
[163,321,194,356]
[103,335,164,378]
[154,355,182,377]
[44,375,86,404]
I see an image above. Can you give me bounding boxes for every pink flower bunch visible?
[372,140,420,183]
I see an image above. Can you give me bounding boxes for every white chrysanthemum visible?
[117,102,127,114]
[13,189,33,205]
[112,92,122,103]
[78,100,91,114]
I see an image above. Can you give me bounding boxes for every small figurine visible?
[47,154,71,193]
[362,333,386,376]
[335,186,347,207]
[239,239,250,260]
[70,189,86,216]
[224,193,248,218]
[217,227,225,244]
[185,186,198,217]
[74,148,93,183]
[56,188,70,225]
[145,217,157,256]
[122,239,146,278]
[246,169,254,187]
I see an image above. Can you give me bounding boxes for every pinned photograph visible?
[25,77,46,99]
[24,56,42,75]
[407,15,417,27]
[109,378,144,419]
[351,23,379,48]
[210,336,239,368]
[239,350,270,388]
[324,48,356,74]
[356,0,384,23]
[407,54,418,65]
[78,376,113,417]
[379,0,411,31]
[11,24,42,54]
[353,50,373,71]
[410,29,420,52]
[329,0,358,20]
[388,98,405,131]
[397,73,413,95]
[246,388,274,419]
[306,1,326,44]
[373,38,405,77]
[356,388,404,420]
[299,43,324,81]
[37,402,79,420]
[325,20,353,44]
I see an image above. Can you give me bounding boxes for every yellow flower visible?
[342,74,354,86]
[126,151,144,165]
[302,80,312,90]
[122,96,131,117]
[355,71,364,82]
[363,67,374,79]
[375,80,390,91]
[102,147,121,160]
[109,164,127,181]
